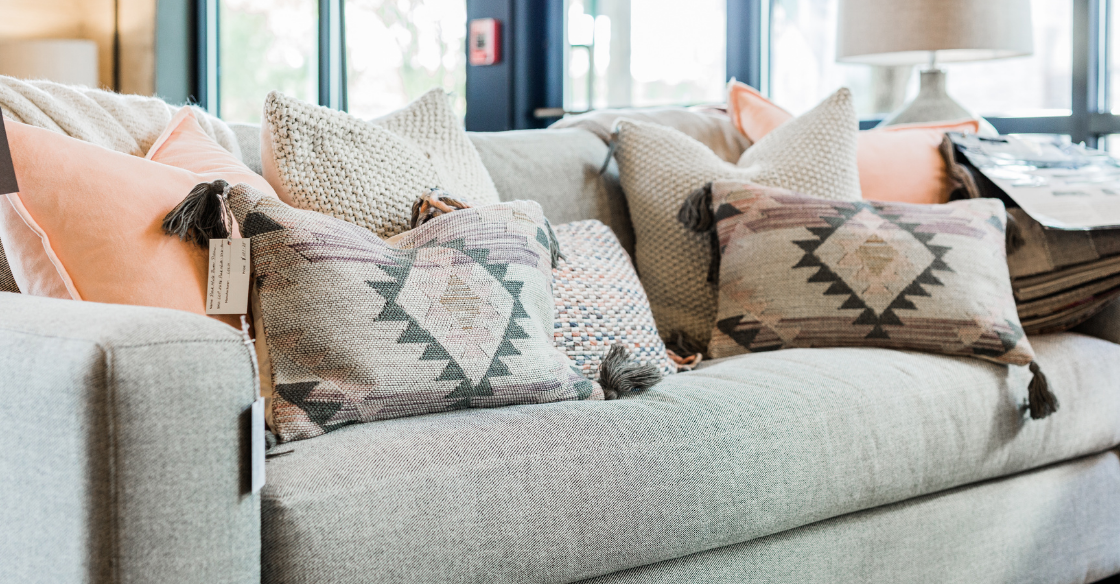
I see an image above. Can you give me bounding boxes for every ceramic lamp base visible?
[878,69,997,136]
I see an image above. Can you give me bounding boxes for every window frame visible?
[192,0,1120,139]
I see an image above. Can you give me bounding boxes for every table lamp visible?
[0,39,99,87]
[836,0,1033,130]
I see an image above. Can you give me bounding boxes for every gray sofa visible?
[3,124,1120,584]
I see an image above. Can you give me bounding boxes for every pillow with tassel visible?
[689,179,1058,420]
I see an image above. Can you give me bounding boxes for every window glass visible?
[770,0,1071,118]
[1109,0,1120,113]
[219,0,319,123]
[344,0,467,119]
[564,0,727,111]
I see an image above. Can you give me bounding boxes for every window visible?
[563,0,727,111]
[218,0,319,123]
[344,0,467,119]
[769,0,1072,117]
[196,0,1120,137]
[208,0,465,123]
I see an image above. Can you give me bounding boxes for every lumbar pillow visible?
[0,109,273,328]
[613,87,861,349]
[727,79,980,205]
[229,185,603,442]
[703,179,1057,419]
[261,88,500,240]
[552,220,677,379]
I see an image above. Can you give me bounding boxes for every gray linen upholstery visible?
[0,293,260,584]
[469,129,635,255]
[230,122,263,175]
[580,450,1120,584]
[548,106,751,164]
[260,332,1120,584]
[1077,299,1120,345]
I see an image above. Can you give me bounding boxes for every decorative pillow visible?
[0,111,268,328]
[0,238,16,293]
[261,88,500,239]
[229,185,602,442]
[726,79,980,205]
[705,179,1057,419]
[552,220,677,378]
[613,87,860,348]
[549,106,751,164]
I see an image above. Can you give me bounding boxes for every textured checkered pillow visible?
[229,185,600,442]
[552,220,676,378]
[613,88,861,351]
[705,179,1058,419]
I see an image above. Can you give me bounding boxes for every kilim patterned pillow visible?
[0,237,17,293]
[261,89,500,240]
[703,179,1058,419]
[227,184,601,442]
[613,88,861,351]
[552,220,677,378]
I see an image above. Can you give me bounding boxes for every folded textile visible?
[0,75,238,159]
[1007,208,1120,333]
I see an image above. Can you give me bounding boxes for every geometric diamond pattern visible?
[707,180,1034,367]
[231,184,600,442]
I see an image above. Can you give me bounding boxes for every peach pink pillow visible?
[0,107,276,328]
[727,80,979,204]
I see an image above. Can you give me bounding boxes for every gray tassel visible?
[545,218,565,269]
[599,137,619,175]
[598,344,662,400]
[163,179,232,248]
[677,183,721,282]
[1027,361,1059,420]
[1005,211,1026,255]
[678,183,714,233]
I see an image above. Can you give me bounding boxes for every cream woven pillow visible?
[261,89,500,238]
[614,88,861,349]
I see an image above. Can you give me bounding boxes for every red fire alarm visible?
[469,18,501,66]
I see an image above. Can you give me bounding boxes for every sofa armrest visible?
[1075,299,1120,345]
[0,293,260,584]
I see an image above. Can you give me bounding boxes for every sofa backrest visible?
[230,124,635,255]
[469,129,633,254]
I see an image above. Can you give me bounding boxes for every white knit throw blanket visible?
[0,76,240,159]
[0,76,242,293]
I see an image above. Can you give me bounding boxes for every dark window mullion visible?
[319,0,345,110]
[196,0,219,115]
[1073,0,1095,145]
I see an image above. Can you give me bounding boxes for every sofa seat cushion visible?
[261,333,1120,584]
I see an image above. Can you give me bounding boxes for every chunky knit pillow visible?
[552,220,676,378]
[613,88,861,349]
[261,88,500,239]
[705,179,1057,419]
[229,185,601,442]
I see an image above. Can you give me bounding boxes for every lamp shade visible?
[0,39,99,87]
[836,0,1034,66]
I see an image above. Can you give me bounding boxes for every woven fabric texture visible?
[0,237,16,293]
[230,185,599,442]
[613,88,861,349]
[580,451,1120,584]
[553,220,676,378]
[0,75,238,158]
[262,89,499,239]
[259,332,1120,584]
[707,180,1033,365]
